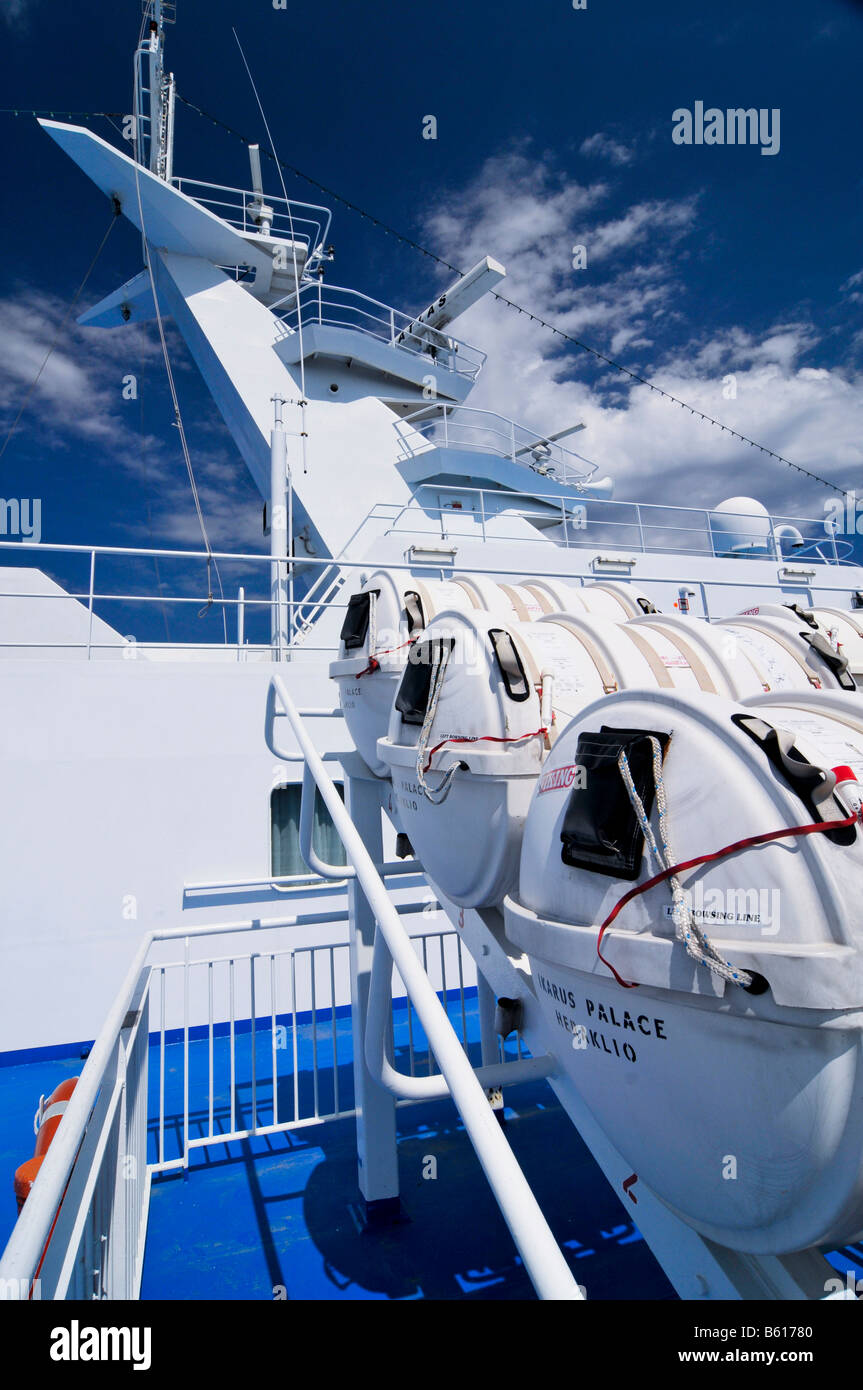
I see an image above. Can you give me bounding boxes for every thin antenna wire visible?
[131,40,228,639]
[0,209,120,463]
[232,27,309,476]
[173,93,853,503]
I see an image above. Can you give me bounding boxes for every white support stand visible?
[444,898,851,1302]
[269,396,290,658]
[345,765,401,1222]
[477,973,499,1069]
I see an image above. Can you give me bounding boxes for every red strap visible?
[356,638,417,677]
[596,809,860,989]
[423,727,548,774]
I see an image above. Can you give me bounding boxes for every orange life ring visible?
[13,1078,78,1213]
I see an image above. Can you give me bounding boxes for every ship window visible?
[271,783,347,876]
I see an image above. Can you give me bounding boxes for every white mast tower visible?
[135,1,177,182]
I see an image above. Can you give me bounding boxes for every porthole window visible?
[271,783,347,876]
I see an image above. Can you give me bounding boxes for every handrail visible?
[170,176,332,261]
[366,922,554,1098]
[269,672,580,1301]
[393,405,597,487]
[0,899,445,1292]
[274,282,486,381]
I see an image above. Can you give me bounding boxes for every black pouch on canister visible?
[395,637,456,725]
[560,726,671,880]
[340,590,379,650]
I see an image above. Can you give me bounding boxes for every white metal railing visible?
[0,895,535,1299]
[386,483,855,568]
[0,522,858,666]
[274,283,486,382]
[394,406,598,488]
[170,177,332,263]
[269,674,581,1300]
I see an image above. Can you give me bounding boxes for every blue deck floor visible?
[3,1003,863,1300]
[141,1078,676,1301]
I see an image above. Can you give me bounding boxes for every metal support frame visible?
[345,771,400,1211]
[448,899,855,1303]
[269,395,290,657]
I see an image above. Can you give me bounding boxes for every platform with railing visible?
[274,283,487,384]
[394,406,598,489]
[170,176,332,262]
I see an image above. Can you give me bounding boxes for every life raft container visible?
[505,686,863,1254]
[729,602,863,684]
[13,1077,78,1213]
[716,611,857,693]
[519,578,660,620]
[376,608,755,907]
[330,570,550,777]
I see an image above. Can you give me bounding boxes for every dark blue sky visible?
[0,0,861,641]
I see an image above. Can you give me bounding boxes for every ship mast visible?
[135,1,177,182]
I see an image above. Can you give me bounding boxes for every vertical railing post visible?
[636,505,647,554]
[269,396,289,660]
[183,936,190,1169]
[86,550,96,660]
[107,1036,127,1299]
[236,586,245,659]
[345,769,400,1220]
[477,973,499,1070]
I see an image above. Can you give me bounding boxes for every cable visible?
[0,207,120,463]
[131,47,228,640]
[231,28,309,477]
[174,93,852,501]
[595,807,860,990]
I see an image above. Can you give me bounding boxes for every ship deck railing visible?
[394,405,597,488]
[0,684,580,1301]
[273,283,487,383]
[0,528,859,662]
[169,176,332,262]
[385,482,855,567]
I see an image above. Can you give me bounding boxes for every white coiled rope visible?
[618,737,753,990]
[416,643,460,804]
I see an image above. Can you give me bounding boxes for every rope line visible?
[0,208,120,463]
[131,63,228,637]
[595,800,860,991]
[170,94,850,500]
[617,738,752,989]
[4,98,848,496]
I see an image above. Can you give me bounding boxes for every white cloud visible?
[0,287,261,550]
[420,148,863,519]
[842,269,863,304]
[580,132,634,166]
[2,0,34,28]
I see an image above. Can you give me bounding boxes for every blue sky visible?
[0,0,861,641]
